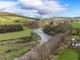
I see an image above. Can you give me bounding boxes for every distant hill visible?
[44,17,80,21]
[2,12,80,21]
[0,12,17,16]
[0,12,40,20]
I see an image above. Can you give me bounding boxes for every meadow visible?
[57,50,78,60]
[69,22,80,28]
[69,21,80,39]
[0,15,40,60]
[0,16,32,41]
[56,21,80,60]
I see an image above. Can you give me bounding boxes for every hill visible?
[0,12,17,16]
[0,12,40,20]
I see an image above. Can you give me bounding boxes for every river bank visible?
[14,33,65,60]
[14,28,52,60]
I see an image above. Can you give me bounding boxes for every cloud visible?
[0,1,17,11]
[0,0,68,18]
[18,0,67,15]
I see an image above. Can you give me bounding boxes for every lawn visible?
[57,50,78,60]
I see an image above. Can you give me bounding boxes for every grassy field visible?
[72,35,80,40]
[57,50,78,60]
[0,16,33,41]
[0,38,38,60]
[0,16,34,25]
[69,22,80,39]
[56,22,80,60]
[69,22,80,28]
[0,27,31,41]
[0,15,39,60]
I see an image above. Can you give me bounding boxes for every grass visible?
[69,22,80,28]
[57,50,78,60]
[0,15,38,60]
[72,35,80,40]
[0,16,33,41]
[69,22,80,40]
[0,27,31,41]
[0,32,40,60]
[0,16,26,24]
[0,40,37,60]
[0,16,34,24]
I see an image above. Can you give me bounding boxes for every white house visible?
[72,38,80,48]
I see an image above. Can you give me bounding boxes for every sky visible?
[0,0,80,18]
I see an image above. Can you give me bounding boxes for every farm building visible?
[72,38,80,48]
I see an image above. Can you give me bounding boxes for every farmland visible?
[69,22,80,39]
[42,21,80,60]
[0,15,40,60]
[0,16,32,41]
[51,21,80,60]
[57,50,78,60]
[69,22,80,28]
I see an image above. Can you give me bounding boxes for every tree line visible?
[43,22,71,35]
[72,27,80,36]
[0,24,23,33]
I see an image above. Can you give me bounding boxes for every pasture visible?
[0,15,40,60]
[0,38,37,60]
[0,16,32,41]
[69,22,80,39]
[57,50,78,60]
[69,22,80,28]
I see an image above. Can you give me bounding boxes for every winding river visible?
[32,28,52,43]
[14,28,52,60]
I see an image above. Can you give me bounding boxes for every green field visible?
[69,22,80,28]
[0,16,34,24]
[69,22,80,39]
[0,15,40,60]
[0,16,33,41]
[0,38,38,60]
[0,33,40,60]
[57,50,78,60]
[0,27,31,41]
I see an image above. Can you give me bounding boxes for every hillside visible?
[0,12,40,20]
[0,12,17,16]
[0,12,41,60]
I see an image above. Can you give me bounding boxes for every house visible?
[71,38,80,48]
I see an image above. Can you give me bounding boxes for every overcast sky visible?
[0,0,80,18]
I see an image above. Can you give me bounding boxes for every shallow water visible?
[32,28,52,43]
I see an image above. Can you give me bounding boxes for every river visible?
[14,28,52,60]
[32,29,52,43]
